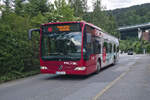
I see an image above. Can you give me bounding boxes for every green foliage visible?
[52,0,79,22]
[119,39,150,54]
[24,0,49,17]
[0,0,119,83]
[0,0,79,82]
[68,0,87,18]
[109,3,150,26]
[0,12,39,79]
[14,0,24,15]
[110,3,150,54]
[83,0,118,37]
[31,13,48,27]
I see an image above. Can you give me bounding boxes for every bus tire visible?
[113,56,116,65]
[96,60,101,74]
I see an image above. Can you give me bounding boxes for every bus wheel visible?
[96,60,101,74]
[113,56,116,65]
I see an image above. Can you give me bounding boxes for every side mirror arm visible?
[28,29,40,40]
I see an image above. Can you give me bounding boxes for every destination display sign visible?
[42,23,81,33]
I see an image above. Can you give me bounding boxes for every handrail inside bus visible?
[28,29,40,40]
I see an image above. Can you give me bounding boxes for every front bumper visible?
[40,69,89,75]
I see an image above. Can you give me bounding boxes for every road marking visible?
[92,72,126,100]
[92,61,138,100]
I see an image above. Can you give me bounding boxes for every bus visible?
[28,21,119,75]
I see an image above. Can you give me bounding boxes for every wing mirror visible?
[28,29,40,40]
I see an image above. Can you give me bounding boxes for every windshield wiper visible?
[48,53,64,55]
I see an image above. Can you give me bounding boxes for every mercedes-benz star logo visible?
[59,65,63,70]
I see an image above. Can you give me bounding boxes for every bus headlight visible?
[74,67,86,71]
[40,66,48,70]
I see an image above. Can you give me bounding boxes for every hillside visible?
[107,3,150,53]
[108,3,150,27]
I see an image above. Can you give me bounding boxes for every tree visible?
[45,0,79,22]
[0,0,80,82]
[89,0,118,37]
[14,0,24,15]
[24,0,49,17]
[68,0,87,18]
[92,0,104,27]
[2,0,12,15]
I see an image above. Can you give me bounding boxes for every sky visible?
[1,0,150,10]
[97,0,150,10]
[49,0,150,11]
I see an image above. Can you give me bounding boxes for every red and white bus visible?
[29,21,119,75]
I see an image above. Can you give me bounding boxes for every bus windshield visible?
[41,23,82,61]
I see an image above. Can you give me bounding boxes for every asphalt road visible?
[0,54,150,100]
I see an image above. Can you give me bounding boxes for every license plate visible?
[56,71,66,75]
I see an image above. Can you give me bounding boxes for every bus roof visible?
[43,21,83,26]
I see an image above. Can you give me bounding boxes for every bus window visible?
[87,33,91,43]
[107,43,111,53]
[109,43,112,53]
[93,37,101,54]
[114,44,116,53]
[104,42,108,53]
[84,25,94,55]
[84,25,102,56]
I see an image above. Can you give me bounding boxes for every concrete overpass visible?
[118,22,150,40]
